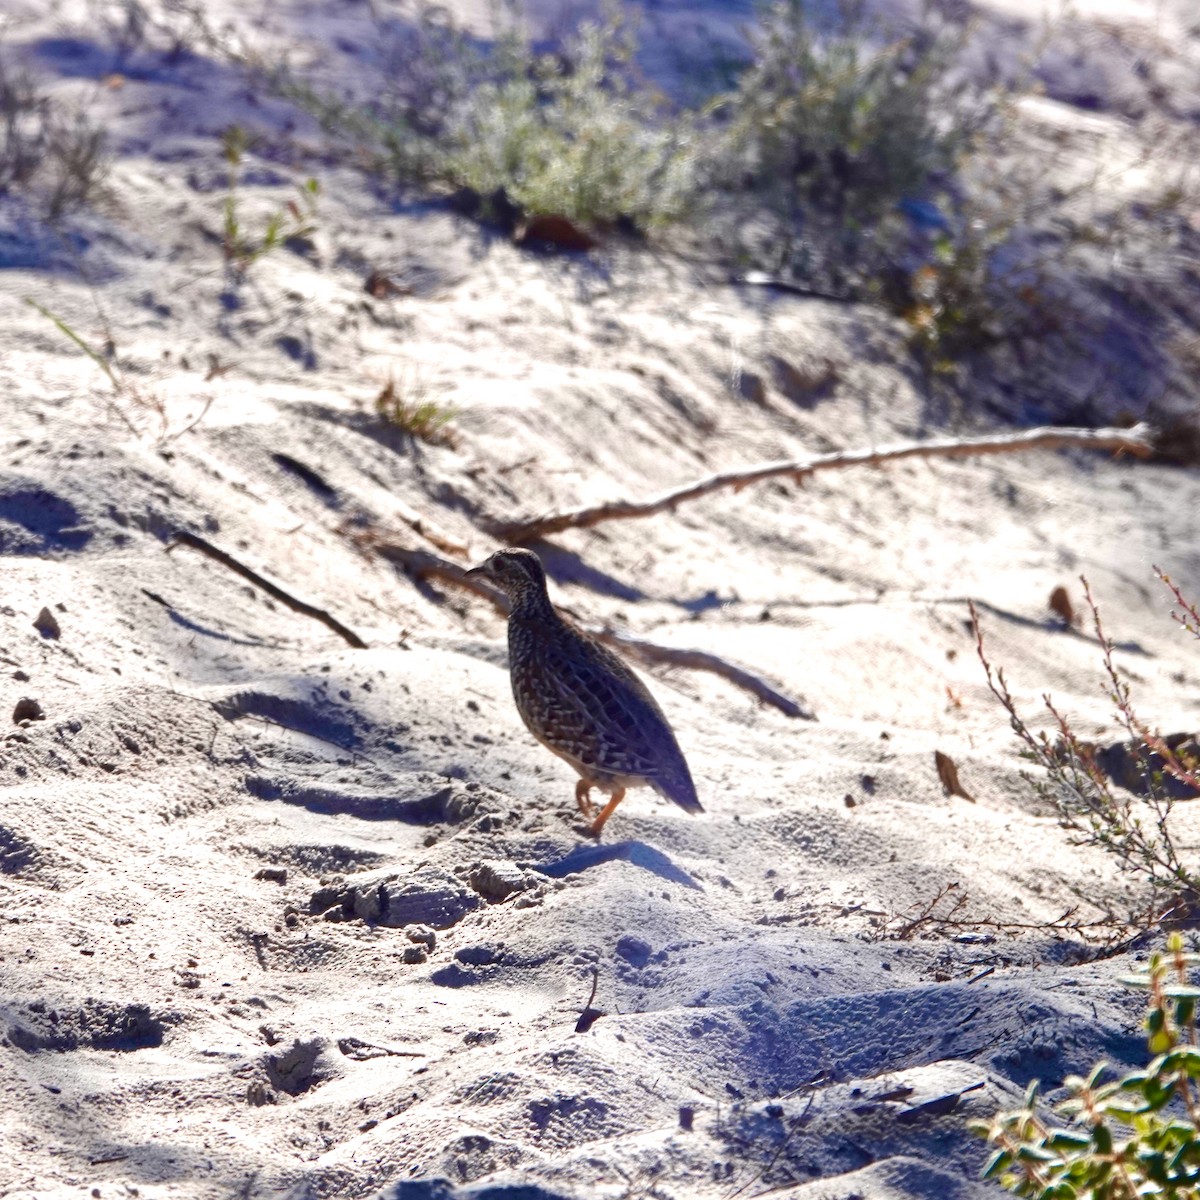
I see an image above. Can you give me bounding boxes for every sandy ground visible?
[2,1,1199,1198]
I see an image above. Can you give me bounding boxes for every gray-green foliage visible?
[0,59,108,219]
[704,0,982,282]
[266,5,697,230]
[252,0,1017,344]
[261,0,978,241]
[976,933,1200,1199]
[440,17,695,228]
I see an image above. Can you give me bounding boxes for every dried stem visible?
[971,582,1200,921]
[883,880,1144,950]
[1156,565,1200,640]
[485,424,1153,543]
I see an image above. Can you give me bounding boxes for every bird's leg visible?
[575,779,596,818]
[587,788,626,838]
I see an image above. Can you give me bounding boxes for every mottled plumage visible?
[466,548,701,836]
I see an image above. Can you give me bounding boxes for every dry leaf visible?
[935,750,975,802]
[1049,585,1075,626]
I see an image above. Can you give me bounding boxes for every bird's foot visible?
[574,780,596,818]
[586,789,625,838]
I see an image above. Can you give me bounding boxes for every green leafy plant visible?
[220,126,320,279]
[703,0,984,282]
[972,574,1200,925]
[25,296,212,441]
[373,370,458,446]
[441,14,695,229]
[249,4,695,232]
[975,932,1200,1198]
[248,1,993,262]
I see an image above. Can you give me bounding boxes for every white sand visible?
[1,1,1198,1197]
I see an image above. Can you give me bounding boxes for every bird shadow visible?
[530,840,702,891]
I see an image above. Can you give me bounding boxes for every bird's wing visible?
[520,622,690,786]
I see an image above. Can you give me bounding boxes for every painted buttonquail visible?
[466,548,702,836]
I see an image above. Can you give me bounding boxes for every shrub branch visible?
[971,576,1200,921]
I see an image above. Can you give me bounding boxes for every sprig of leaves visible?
[975,933,1200,1199]
[221,125,320,279]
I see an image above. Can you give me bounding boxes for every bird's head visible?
[465,547,550,611]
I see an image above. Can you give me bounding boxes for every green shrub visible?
[703,0,985,286]
[440,16,695,229]
[975,932,1200,1199]
[256,5,695,231]
[251,0,992,256]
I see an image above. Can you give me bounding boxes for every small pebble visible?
[12,697,44,724]
[33,607,60,639]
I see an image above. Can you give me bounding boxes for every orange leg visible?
[587,788,626,838]
[575,779,596,818]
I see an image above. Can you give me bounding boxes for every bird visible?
[465,547,702,837]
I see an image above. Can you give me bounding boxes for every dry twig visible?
[1084,577,1200,800]
[1156,564,1200,641]
[971,586,1200,920]
[483,424,1153,542]
[370,541,812,718]
[167,531,367,649]
[882,881,1142,951]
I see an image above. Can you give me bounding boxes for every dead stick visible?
[483,424,1154,542]
[375,543,811,719]
[167,531,367,650]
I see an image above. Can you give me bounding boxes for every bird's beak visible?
[463,563,488,580]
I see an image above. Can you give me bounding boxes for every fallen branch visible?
[482,423,1154,542]
[372,541,813,719]
[167,530,367,649]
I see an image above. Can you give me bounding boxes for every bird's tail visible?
[655,763,703,815]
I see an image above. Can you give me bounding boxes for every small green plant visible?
[373,371,457,446]
[900,224,1011,375]
[251,5,695,233]
[25,296,212,441]
[973,574,1200,923]
[975,932,1200,1198]
[220,126,320,280]
[441,14,696,229]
